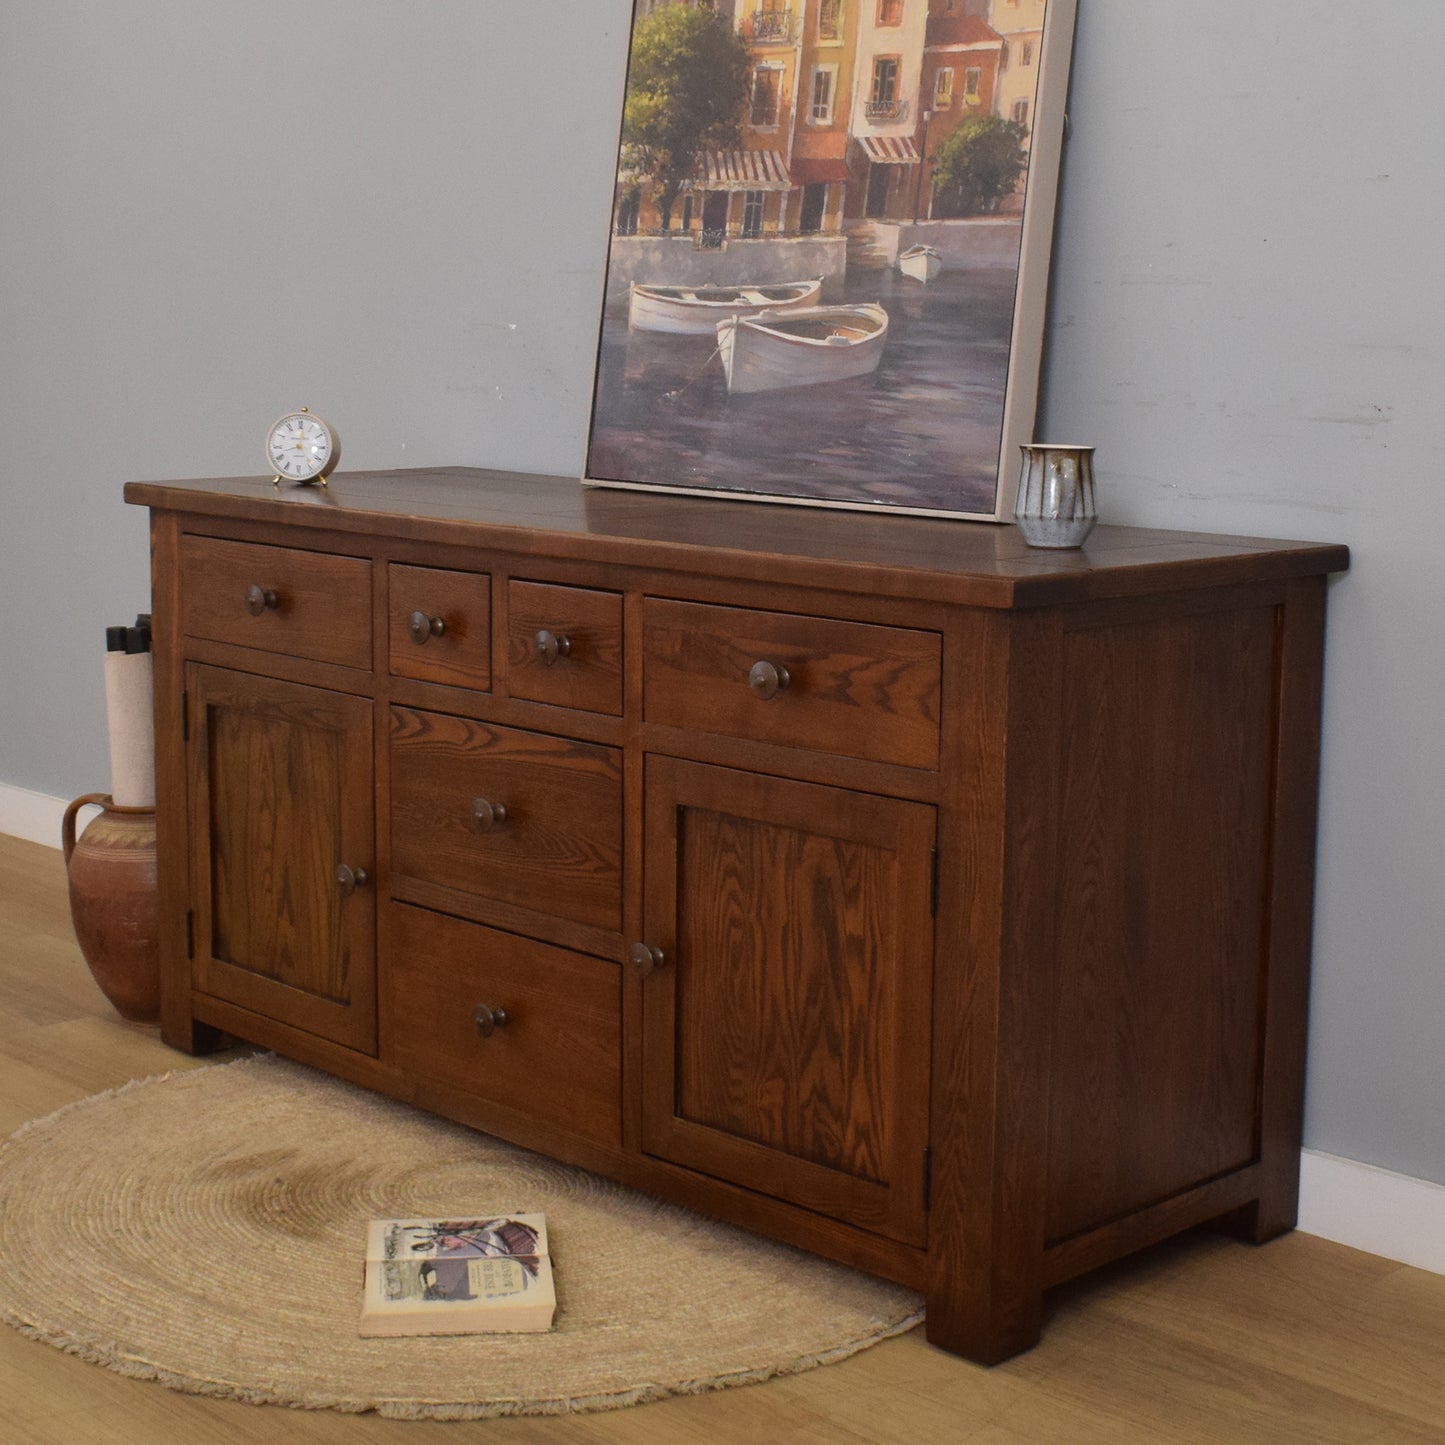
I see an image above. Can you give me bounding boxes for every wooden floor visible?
[2,832,1442,1444]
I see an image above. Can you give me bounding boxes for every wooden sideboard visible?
[125,468,1349,1364]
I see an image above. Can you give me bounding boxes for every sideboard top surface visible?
[125,468,1349,609]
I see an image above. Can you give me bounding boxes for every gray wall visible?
[2,3,1440,1187]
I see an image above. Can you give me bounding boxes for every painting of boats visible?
[898,245,942,285]
[584,0,1078,520]
[716,303,889,396]
[629,278,822,335]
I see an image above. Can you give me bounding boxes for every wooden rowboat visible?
[716,303,889,394]
[898,244,942,283]
[628,278,822,334]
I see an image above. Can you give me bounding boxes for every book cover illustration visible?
[360,1214,556,1336]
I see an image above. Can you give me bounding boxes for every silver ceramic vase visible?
[1014,444,1097,549]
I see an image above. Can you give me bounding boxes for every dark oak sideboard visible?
[125,468,1349,1364]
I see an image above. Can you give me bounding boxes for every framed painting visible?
[584,0,1077,522]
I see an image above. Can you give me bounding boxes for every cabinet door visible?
[186,664,376,1052]
[641,757,935,1246]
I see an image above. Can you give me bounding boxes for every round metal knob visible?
[334,863,369,896]
[474,1004,510,1038]
[245,584,280,616]
[748,660,792,700]
[472,797,509,831]
[408,610,446,644]
[629,942,666,978]
[534,629,572,666]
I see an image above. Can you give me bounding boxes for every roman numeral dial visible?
[265,409,339,485]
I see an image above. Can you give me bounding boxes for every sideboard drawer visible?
[180,535,372,669]
[388,563,491,691]
[642,599,942,769]
[507,580,623,715]
[387,904,621,1147]
[389,707,623,932]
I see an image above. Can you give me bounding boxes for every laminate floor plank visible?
[2,831,1443,1444]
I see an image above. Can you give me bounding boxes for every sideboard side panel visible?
[1043,592,1282,1245]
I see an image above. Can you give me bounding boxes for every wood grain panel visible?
[179,534,371,668]
[641,757,935,1245]
[642,598,941,768]
[186,665,375,1052]
[389,707,623,932]
[387,563,491,691]
[385,903,621,1147]
[1044,602,1279,1244]
[507,580,624,715]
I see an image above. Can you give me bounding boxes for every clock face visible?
[267,411,335,482]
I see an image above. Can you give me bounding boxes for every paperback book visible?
[359,1214,555,1336]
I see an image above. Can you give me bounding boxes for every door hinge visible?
[181,689,190,742]
[923,1145,933,1211]
[185,909,195,960]
[930,847,940,916]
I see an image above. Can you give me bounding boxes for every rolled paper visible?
[104,650,155,808]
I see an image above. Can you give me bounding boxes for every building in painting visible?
[987,0,1045,141]
[846,0,930,220]
[789,0,859,235]
[615,0,1043,243]
[918,4,1005,220]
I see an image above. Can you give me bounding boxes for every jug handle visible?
[62,794,111,865]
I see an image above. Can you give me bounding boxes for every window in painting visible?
[741,190,765,238]
[810,66,836,124]
[819,0,843,41]
[877,0,904,27]
[871,55,899,106]
[750,65,781,127]
[933,67,953,108]
[964,66,980,99]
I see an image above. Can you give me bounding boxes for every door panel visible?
[187,664,376,1052]
[641,756,934,1245]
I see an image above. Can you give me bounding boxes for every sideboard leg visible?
[923,1266,1043,1365]
[161,1012,224,1056]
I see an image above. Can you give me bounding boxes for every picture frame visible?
[584,0,1077,523]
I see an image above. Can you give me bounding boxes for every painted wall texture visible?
[2,2,1440,1187]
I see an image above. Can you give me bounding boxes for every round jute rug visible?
[0,1055,922,1419]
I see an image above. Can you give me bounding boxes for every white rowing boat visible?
[715,303,889,394]
[628,278,822,334]
[898,244,942,283]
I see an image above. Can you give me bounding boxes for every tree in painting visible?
[621,5,751,231]
[930,114,1029,218]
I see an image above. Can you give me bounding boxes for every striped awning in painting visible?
[694,150,792,192]
[858,135,921,165]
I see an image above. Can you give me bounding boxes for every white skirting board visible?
[1297,1150,1445,1276]
[1,780,1440,1277]
[0,781,69,850]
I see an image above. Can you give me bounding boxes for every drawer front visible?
[507,580,623,716]
[642,599,942,769]
[387,904,620,1147]
[389,707,623,932]
[389,564,491,691]
[180,535,372,669]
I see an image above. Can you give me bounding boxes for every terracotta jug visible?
[62,793,161,1023]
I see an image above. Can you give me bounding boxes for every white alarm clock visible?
[266,408,340,486]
